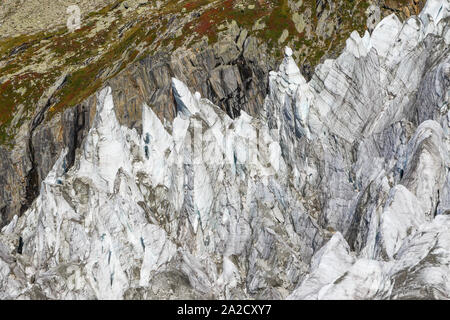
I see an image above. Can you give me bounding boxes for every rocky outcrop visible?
[0,0,117,38]
[107,29,276,125]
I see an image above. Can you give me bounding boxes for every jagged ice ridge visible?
[0,0,449,299]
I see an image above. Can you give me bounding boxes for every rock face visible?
[0,0,449,300]
[0,0,116,38]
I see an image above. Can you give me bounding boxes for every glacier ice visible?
[0,0,449,300]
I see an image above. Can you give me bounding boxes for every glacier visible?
[0,0,449,299]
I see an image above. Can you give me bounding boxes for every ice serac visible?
[0,72,321,299]
[0,0,449,300]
